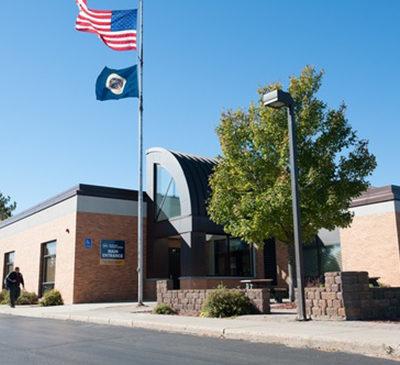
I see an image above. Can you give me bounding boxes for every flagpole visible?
[137,0,144,306]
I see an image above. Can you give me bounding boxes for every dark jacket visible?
[5,271,24,288]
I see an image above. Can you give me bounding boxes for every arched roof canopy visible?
[146,147,222,236]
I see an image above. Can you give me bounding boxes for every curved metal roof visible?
[146,147,217,219]
[168,150,217,217]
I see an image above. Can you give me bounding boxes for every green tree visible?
[0,192,16,221]
[208,66,376,299]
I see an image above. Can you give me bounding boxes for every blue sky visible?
[1,1,399,213]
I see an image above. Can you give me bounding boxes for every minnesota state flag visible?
[96,65,138,101]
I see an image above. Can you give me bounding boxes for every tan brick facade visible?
[340,204,400,286]
[0,202,77,304]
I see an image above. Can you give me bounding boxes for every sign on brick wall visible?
[84,238,93,249]
[100,240,125,265]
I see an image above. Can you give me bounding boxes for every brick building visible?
[340,186,400,287]
[0,185,142,304]
[0,147,399,304]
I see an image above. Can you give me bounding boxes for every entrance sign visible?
[100,240,125,265]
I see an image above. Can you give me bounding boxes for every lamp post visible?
[263,89,307,321]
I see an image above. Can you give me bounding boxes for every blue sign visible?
[84,238,93,249]
[100,240,125,261]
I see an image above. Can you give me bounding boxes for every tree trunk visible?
[287,244,296,302]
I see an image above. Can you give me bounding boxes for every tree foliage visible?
[208,66,376,247]
[0,192,16,221]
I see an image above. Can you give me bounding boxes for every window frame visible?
[212,236,254,277]
[3,251,15,288]
[154,164,181,222]
[39,240,57,296]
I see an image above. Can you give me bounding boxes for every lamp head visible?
[262,89,294,109]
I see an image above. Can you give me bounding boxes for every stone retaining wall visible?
[306,271,400,320]
[157,280,270,314]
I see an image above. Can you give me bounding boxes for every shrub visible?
[200,285,253,318]
[40,289,64,307]
[0,289,9,305]
[153,303,176,315]
[17,291,38,305]
[0,289,38,305]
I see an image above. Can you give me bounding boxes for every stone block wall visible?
[157,280,270,314]
[370,287,400,319]
[306,271,400,320]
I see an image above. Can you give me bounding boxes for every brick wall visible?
[305,272,347,320]
[340,205,400,287]
[157,280,270,315]
[306,271,400,320]
[276,241,289,288]
[370,287,400,319]
[74,212,145,303]
[0,202,77,304]
[144,279,158,301]
[255,247,264,279]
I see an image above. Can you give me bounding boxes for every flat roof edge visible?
[0,184,140,230]
[350,185,400,208]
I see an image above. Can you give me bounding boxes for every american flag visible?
[75,0,137,51]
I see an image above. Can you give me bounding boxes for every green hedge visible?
[40,289,64,306]
[17,291,39,305]
[200,285,253,318]
[0,289,38,305]
[0,289,9,305]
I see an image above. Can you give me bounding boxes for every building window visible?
[155,164,181,221]
[321,244,342,273]
[304,235,342,282]
[3,251,15,287]
[206,235,253,277]
[41,241,56,294]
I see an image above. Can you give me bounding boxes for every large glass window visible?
[155,164,181,221]
[304,233,342,281]
[206,235,253,277]
[3,251,15,288]
[41,241,56,294]
[321,244,341,273]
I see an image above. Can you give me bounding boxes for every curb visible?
[3,311,400,361]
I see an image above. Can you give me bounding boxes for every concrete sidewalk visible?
[0,302,399,361]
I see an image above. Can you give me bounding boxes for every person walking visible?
[5,267,25,308]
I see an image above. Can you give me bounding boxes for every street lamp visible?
[263,89,307,321]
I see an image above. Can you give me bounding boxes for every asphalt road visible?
[0,314,397,365]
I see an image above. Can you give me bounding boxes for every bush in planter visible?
[0,289,38,305]
[153,303,176,315]
[0,289,9,305]
[40,289,64,306]
[200,285,253,318]
[17,291,39,305]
